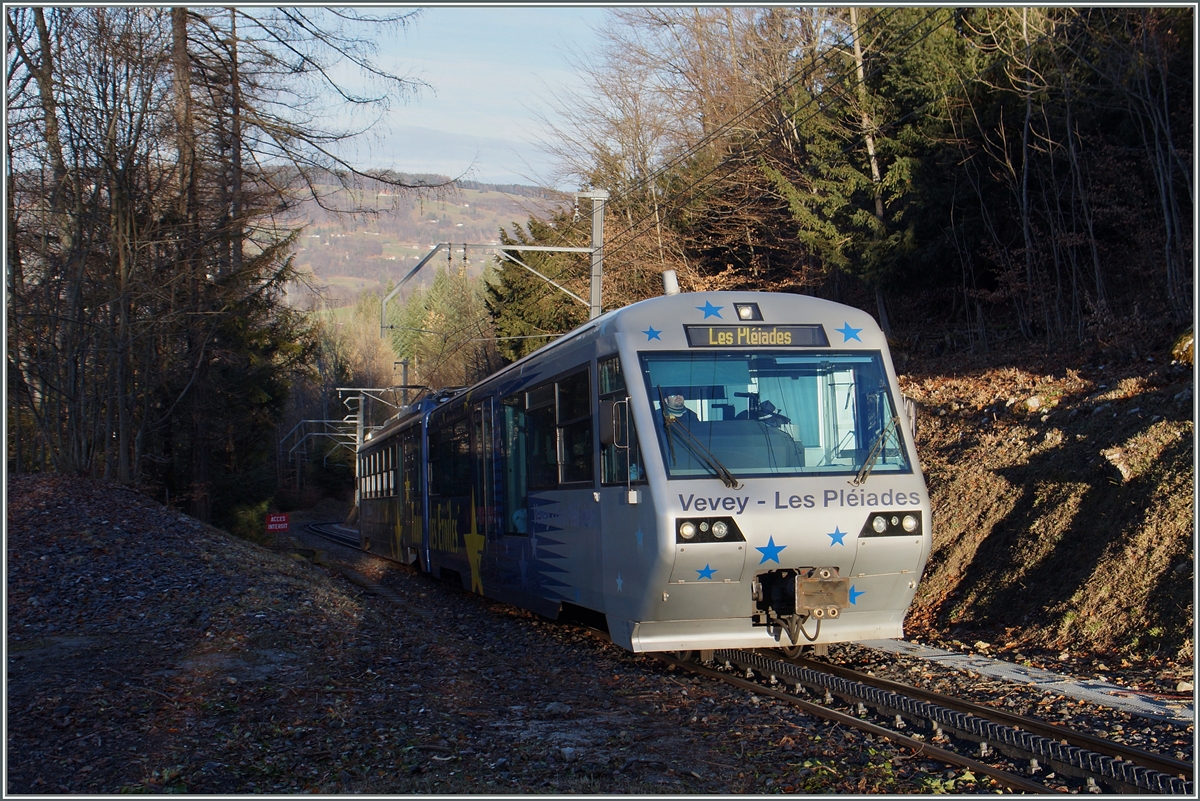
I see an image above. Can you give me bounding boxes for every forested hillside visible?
[5,8,438,529]
[287,179,562,308]
[482,8,1191,364]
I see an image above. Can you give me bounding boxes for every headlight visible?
[733,302,763,321]
[675,516,744,543]
[860,510,922,538]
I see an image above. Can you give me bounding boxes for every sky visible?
[342,6,611,189]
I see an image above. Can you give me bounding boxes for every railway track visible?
[653,649,1193,795]
[304,521,361,549]
[300,526,1192,794]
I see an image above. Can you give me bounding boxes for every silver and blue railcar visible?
[357,291,931,653]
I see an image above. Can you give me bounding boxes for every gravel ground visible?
[6,474,966,794]
[6,473,1191,794]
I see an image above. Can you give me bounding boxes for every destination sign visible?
[685,324,829,348]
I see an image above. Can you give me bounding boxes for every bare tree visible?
[6,6,443,524]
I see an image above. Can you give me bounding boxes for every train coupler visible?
[751,567,850,641]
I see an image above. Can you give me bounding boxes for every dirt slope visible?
[899,347,1194,661]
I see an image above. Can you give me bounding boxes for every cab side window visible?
[599,355,645,485]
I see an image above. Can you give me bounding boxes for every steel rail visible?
[795,654,1194,781]
[304,522,361,549]
[296,532,1190,794]
[715,649,1192,795]
[649,653,1053,794]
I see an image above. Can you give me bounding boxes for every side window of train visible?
[501,395,529,534]
[523,369,596,492]
[429,417,470,497]
[525,384,558,491]
[557,369,593,485]
[599,355,645,485]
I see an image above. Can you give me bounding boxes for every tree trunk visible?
[850,8,892,340]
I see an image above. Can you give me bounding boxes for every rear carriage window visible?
[501,395,529,534]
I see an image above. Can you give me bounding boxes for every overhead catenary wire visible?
[598,8,948,261]
[502,8,945,315]
[400,8,1065,381]
[599,7,1091,268]
[400,9,944,377]
[468,9,915,316]
[509,7,1084,319]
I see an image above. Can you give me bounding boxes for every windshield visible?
[640,351,911,479]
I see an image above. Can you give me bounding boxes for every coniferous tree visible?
[485,211,591,363]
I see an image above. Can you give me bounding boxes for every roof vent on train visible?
[661,269,680,296]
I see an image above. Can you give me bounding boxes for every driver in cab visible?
[663,394,698,425]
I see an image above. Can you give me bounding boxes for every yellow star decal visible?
[465,492,485,594]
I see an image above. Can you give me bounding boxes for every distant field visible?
[323,275,382,292]
[287,180,560,309]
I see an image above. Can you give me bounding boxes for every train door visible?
[469,399,496,594]
[427,414,471,581]
[596,354,650,635]
[552,367,602,610]
[398,426,423,567]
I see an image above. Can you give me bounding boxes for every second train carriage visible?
[357,291,931,653]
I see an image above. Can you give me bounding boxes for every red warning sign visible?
[266,513,290,533]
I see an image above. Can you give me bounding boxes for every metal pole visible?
[355,395,364,447]
[576,191,609,320]
[401,359,409,409]
[380,243,449,338]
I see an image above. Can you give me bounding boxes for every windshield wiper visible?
[852,415,899,486]
[659,389,742,490]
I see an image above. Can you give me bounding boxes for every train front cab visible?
[598,292,933,653]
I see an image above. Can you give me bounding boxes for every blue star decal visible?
[849,585,865,605]
[828,526,847,546]
[696,301,723,318]
[635,528,644,550]
[696,564,717,580]
[616,574,624,593]
[643,326,662,341]
[836,322,863,343]
[756,536,786,565]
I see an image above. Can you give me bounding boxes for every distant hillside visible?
[287,177,568,308]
